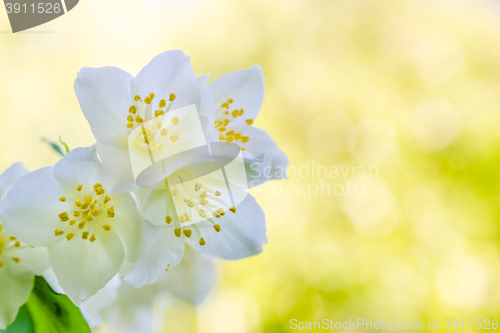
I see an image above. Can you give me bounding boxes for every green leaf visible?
[1,277,90,333]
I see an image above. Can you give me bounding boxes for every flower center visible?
[126,92,182,153]
[164,171,237,247]
[215,98,252,147]
[0,221,24,268]
[55,183,114,243]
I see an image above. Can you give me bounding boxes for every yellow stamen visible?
[219,127,226,132]
[86,215,93,222]
[76,184,82,191]
[66,233,74,241]
[89,203,95,209]
[171,188,178,196]
[221,102,229,109]
[199,237,206,246]
[199,198,208,205]
[89,234,96,243]
[241,136,249,143]
[185,199,195,208]
[93,183,102,191]
[228,99,234,104]
[156,121,162,129]
[0,261,3,268]
[69,220,76,226]
[195,182,203,191]
[234,133,242,140]
[165,215,173,224]
[127,115,134,122]
[217,208,225,216]
[96,188,105,195]
[172,117,179,126]
[91,209,99,216]
[12,257,20,264]
[199,210,206,218]
[59,196,66,202]
[129,105,137,114]
[232,110,239,118]
[174,228,181,237]
[215,191,222,196]
[226,137,234,142]
[199,191,208,199]
[219,135,225,140]
[214,225,221,232]
[107,206,115,218]
[75,200,81,207]
[136,115,144,124]
[54,229,64,236]
[169,93,176,102]
[82,231,89,240]
[159,99,166,108]
[183,229,192,238]
[161,128,168,136]
[170,135,179,143]
[9,236,16,241]
[134,95,142,102]
[127,123,134,129]
[229,207,237,213]
[104,196,111,204]
[103,225,111,231]
[73,211,81,217]
[78,221,86,229]
[59,212,69,222]
[14,241,20,247]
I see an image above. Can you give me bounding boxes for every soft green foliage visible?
[1,277,90,333]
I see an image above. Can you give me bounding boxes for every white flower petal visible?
[96,143,135,193]
[0,269,34,329]
[7,246,50,276]
[74,66,133,147]
[197,74,211,85]
[0,162,29,200]
[52,146,104,193]
[0,167,68,247]
[132,51,198,107]
[48,228,125,305]
[110,192,160,262]
[80,275,122,328]
[160,246,216,305]
[209,65,265,123]
[42,268,64,294]
[244,152,272,188]
[185,193,267,260]
[240,126,289,180]
[123,229,185,288]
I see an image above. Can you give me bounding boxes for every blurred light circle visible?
[342,179,398,237]
[348,117,398,165]
[436,256,488,310]
[411,98,461,150]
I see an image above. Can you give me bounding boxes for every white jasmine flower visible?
[207,65,289,181]
[74,50,218,192]
[0,146,158,304]
[0,163,50,329]
[123,185,266,288]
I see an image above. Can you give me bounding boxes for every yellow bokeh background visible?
[3,0,500,331]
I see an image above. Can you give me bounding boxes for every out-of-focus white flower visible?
[0,163,50,329]
[84,247,216,333]
[0,147,158,304]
